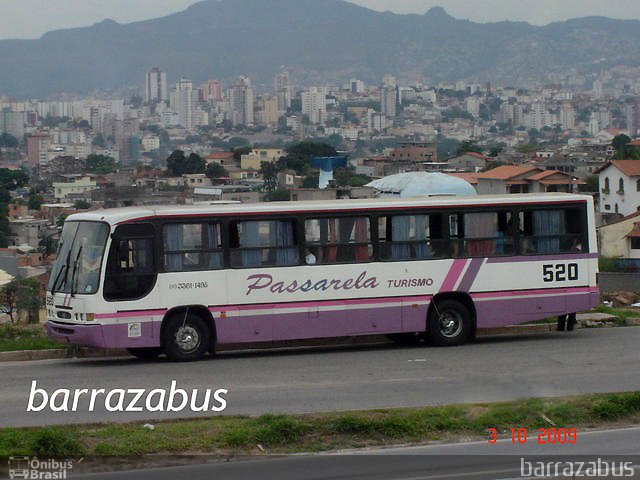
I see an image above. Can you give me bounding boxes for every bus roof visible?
[66,193,592,225]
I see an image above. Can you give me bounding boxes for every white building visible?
[144,68,168,104]
[559,103,575,130]
[141,135,160,151]
[301,87,327,125]
[380,86,397,118]
[274,70,293,111]
[170,78,193,130]
[596,160,640,217]
[228,76,254,126]
[465,97,481,117]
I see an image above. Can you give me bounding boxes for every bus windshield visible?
[48,221,110,295]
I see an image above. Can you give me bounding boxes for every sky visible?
[1,0,639,40]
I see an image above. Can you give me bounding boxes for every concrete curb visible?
[0,348,128,362]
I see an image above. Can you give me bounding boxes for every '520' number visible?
[543,263,578,282]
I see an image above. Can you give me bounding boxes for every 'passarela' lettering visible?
[246,272,379,296]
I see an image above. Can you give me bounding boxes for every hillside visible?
[1,0,640,97]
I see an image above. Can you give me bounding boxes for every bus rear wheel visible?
[162,313,210,362]
[127,347,162,360]
[428,299,472,346]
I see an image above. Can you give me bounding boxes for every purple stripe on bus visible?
[457,258,484,292]
[45,288,600,349]
[439,258,468,292]
[486,253,598,263]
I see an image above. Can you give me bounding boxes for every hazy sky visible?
[1,0,639,40]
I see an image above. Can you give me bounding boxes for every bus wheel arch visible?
[427,292,476,346]
[161,305,216,361]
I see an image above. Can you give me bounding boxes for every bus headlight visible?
[85,313,94,322]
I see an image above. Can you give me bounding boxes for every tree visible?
[260,161,279,192]
[166,150,205,176]
[0,277,40,323]
[437,137,461,159]
[264,189,291,201]
[85,154,119,174]
[27,190,43,210]
[205,162,228,179]
[92,133,106,147]
[74,199,91,210]
[456,141,482,155]
[579,175,598,193]
[0,168,28,191]
[16,278,41,324]
[129,95,143,108]
[186,153,206,174]
[284,141,338,175]
[232,145,252,161]
[488,145,503,157]
[228,137,250,148]
[516,143,538,153]
[0,133,18,148]
[612,134,632,158]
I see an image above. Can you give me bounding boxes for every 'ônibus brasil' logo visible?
[246,271,379,296]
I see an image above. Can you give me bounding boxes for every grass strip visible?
[0,323,69,352]
[1,391,639,457]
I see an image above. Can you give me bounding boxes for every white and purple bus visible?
[45,193,599,361]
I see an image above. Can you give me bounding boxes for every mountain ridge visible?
[1,0,640,98]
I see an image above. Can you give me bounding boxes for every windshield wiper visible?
[70,245,83,297]
[51,249,72,294]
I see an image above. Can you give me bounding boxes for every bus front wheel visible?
[428,299,472,346]
[162,313,210,362]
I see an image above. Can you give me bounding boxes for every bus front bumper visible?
[45,320,160,349]
[46,320,107,348]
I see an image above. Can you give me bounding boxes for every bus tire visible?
[127,347,162,360]
[162,313,210,362]
[427,299,472,346]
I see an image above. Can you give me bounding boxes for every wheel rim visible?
[439,309,463,338]
[175,325,200,353]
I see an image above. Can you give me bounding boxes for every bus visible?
[45,193,599,361]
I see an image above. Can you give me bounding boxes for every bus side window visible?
[379,214,439,261]
[305,217,372,264]
[229,220,298,268]
[104,223,156,301]
[163,223,222,272]
[518,207,586,255]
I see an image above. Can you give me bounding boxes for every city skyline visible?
[2,0,640,40]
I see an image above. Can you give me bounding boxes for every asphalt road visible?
[1,327,640,427]
[72,427,640,480]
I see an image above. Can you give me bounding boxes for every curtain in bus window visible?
[414,215,430,259]
[206,224,222,269]
[240,222,262,267]
[465,212,497,256]
[327,219,338,262]
[391,216,411,260]
[338,217,355,262]
[533,210,563,253]
[354,218,369,261]
[164,224,183,271]
[274,221,297,266]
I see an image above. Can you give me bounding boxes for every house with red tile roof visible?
[595,160,640,217]
[205,151,236,166]
[475,165,582,195]
[447,152,492,172]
